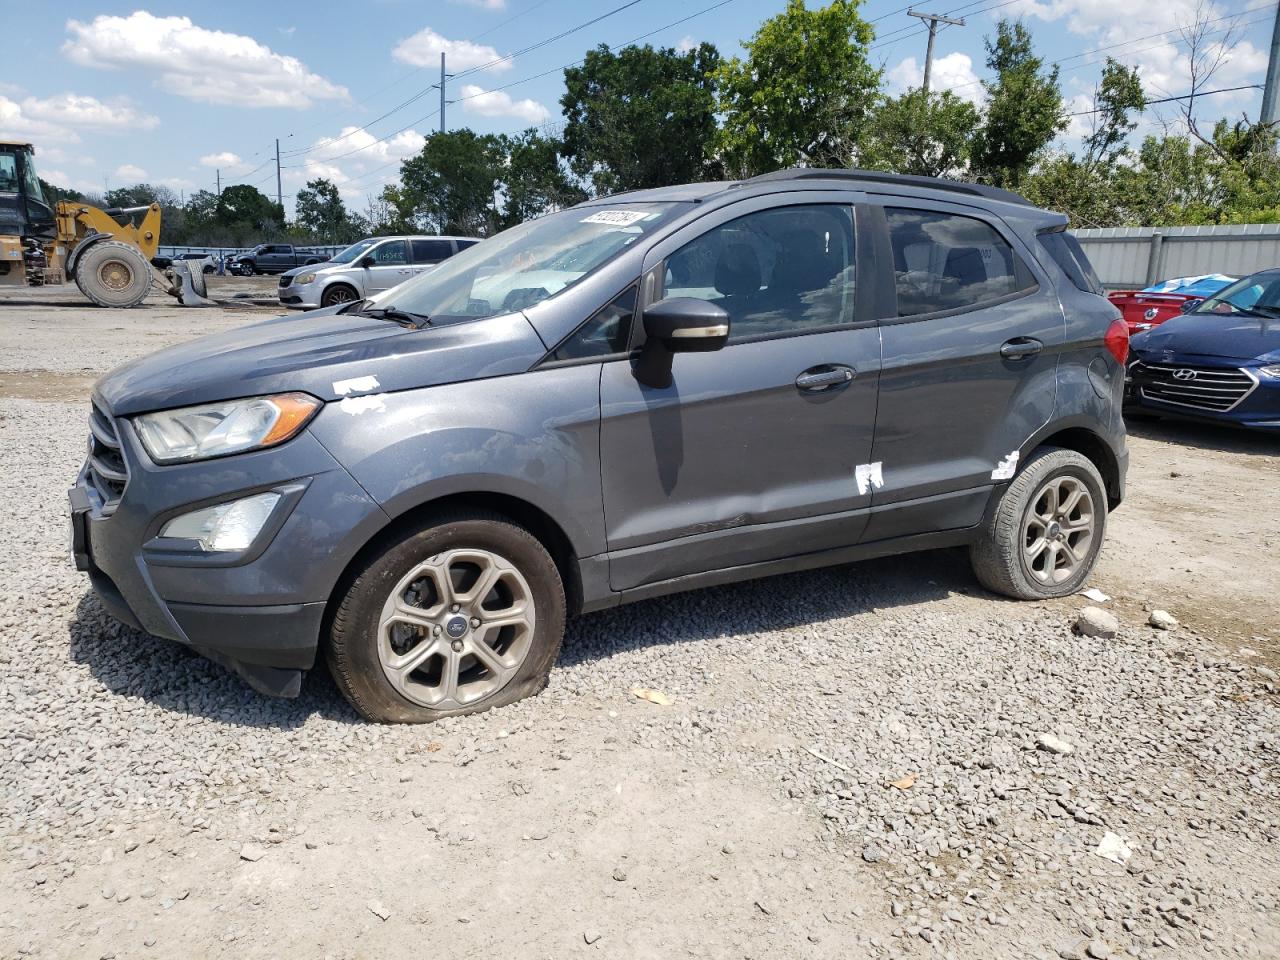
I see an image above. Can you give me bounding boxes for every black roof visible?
[741,168,1034,207]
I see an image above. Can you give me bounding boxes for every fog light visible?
[161,492,281,551]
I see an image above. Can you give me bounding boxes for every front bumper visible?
[1125,360,1280,432]
[69,400,389,697]
[277,279,323,309]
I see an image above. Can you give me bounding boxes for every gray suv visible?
[69,170,1129,723]
[278,235,481,309]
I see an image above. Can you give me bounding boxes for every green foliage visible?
[498,129,588,228]
[561,42,721,195]
[861,89,980,178]
[294,178,364,243]
[38,179,83,204]
[1082,58,1145,169]
[972,19,1065,187]
[715,0,879,176]
[389,129,505,235]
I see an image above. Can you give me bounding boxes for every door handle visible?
[1000,337,1043,360]
[795,365,855,391]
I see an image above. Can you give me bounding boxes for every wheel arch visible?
[1026,422,1122,509]
[320,280,360,305]
[324,490,584,635]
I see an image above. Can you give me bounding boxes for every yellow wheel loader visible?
[1,140,209,308]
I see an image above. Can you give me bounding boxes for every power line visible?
[1066,83,1264,115]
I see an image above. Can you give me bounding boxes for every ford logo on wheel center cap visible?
[445,616,469,639]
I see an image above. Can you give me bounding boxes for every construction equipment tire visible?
[74,240,152,308]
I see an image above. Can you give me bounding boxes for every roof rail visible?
[741,168,1035,207]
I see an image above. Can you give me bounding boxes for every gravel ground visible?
[1,286,1278,959]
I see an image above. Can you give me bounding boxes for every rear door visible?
[862,199,1063,540]
[598,192,883,591]
[363,239,414,294]
[409,238,456,278]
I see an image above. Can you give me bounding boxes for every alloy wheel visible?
[1022,475,1096,585]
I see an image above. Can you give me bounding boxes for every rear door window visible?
[1038,229,1104,295]
[411,239,454,264]
[885,208,1036,317]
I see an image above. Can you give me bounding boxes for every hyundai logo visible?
[1172,369,1198,381]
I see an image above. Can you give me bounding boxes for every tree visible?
[498,129,588,227]
[714,0,880,177]
[972,19,1065,187]
[38,179,84,204]
[1082,58,1146,170]
[392,129,504,234]
[294,178,363,242]
[861,89,979,178]
[561,42,721,195]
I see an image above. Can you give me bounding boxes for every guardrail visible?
[155,245,348,261]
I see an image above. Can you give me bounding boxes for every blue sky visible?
[4,0,1276,215]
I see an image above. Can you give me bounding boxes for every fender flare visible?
[66,230,112,280]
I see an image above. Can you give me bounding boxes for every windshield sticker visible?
[333,375,380,396]
[581,209,650,226]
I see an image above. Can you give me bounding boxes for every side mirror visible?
[1180,298,1202,314]
[642,297,729,353]
[359,255,376,269]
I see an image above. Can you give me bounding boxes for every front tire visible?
[321,283,358,308]
[970,447,1108,600]
[327,510,567,723]
[73,240,153,308]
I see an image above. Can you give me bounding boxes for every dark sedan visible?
[1126,268,1280,432]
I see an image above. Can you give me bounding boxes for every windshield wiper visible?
[356,305,432,329]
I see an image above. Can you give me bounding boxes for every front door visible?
[364,239,414,294]
[599,196,882,592]
[863,200,1064,540]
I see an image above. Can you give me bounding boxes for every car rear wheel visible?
[326,510,567,723]
[321,284,358,308]
[969,447,1107,600]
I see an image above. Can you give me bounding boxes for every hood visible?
[1131,311,1280,364]
[280,260,339,279]
[95,308,549,416]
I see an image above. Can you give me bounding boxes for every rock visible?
[1256,666,1279,682]
[1086,940,1111,959]
[1057,938,1087,960]
[612,866,628,882]
[862,845,884,863]
[1094,832,1133,865]
[583,930,602,945]
[1075,607,1119,639]
[1148,610,1178,630]
[124,840,139,853]
[238,844,267,862]
[1036,733,1076,756]
[368,900,391,921]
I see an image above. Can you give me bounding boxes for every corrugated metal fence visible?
[1073,224,1280,290]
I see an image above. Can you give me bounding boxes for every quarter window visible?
[662,204,856,341]
[551,286,637,361]
[411,239,453,263]
[371,240,408,266]
[886,208,1034,317]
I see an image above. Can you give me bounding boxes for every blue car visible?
[1126,268,1280,432]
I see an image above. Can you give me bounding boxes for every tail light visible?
[1104,318,1129,365]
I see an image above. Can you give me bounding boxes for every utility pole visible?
[275,137,283,211]
[431,52,453,134]
[216,168,221,196]
[908,9,966,94]
[1262,2,1280,126]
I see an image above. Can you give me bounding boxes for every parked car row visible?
[230,243,328,276]
[277,234,480,308]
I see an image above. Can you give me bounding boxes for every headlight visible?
[294,273,317,285]
[1259,365,1280,379]
[160,492,281,551]
[134,393,321,464]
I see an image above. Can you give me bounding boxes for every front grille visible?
[86,403,128,513]
[1131,361,1257,413]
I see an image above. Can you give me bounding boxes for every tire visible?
[73,240,153,308]
[969,447,1108,600]
[240,261,257,276]
[327,510,567,723]
[203,264,215,275]
[321,283,359,308]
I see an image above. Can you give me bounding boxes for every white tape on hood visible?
[339,395,387,416]
[855,461,884,496]
[333,375,380,396]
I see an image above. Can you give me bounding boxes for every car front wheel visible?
[969,447,1108,600]
[326,510,567,723]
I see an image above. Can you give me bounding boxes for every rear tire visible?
[969,447,1108,600]
[321,283,358,308]
[73,240,152,308]
[326,510,567,724]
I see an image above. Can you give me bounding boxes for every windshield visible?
[365,202,683,320]
[1193,272,1280,318]
[328,238,378,264]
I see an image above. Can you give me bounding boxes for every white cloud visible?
[0,91,156,147]
[289,125,428,206]
[886,52,984,105]
[198,151,252,174]
[392,27,512,72]
[676,35,698,54]
[63,12,349,109]
[458,84,549,123]
[114,163,148,181]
